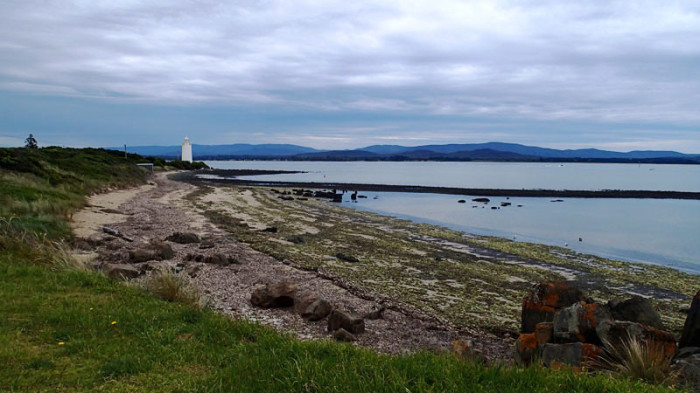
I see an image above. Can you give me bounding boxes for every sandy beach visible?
[71,171,700,362]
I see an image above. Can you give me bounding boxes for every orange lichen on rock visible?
[515,333,539,365]
[521,281,585,333]
[535,322,553,346]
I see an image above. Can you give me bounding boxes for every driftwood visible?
[102,226,134,242]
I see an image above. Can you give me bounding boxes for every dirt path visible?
[72,172,512,360]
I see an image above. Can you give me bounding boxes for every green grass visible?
[0,252,679,392]
[0,147,684,392]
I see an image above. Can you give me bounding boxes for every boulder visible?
[165,232,200,244]
[294,294,319,315]
[129,241,174,263]
[596,320,676,360]
[535,322,553,346]
[101,263,141,281]
[250,281,297,308]
[553,301,612,344]
[673,347,700,391]
[541,342,602,370]
[327,310,365,334]
[302,299,332,321]
[680,290,700,348]
[515,333,539,366]
[333,328,357,342]
[521,281,586,333]
[607,296,664,330]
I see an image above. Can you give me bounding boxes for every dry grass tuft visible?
[599,334,678,386]
[141,269,208,309]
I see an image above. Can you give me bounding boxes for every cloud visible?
[0,1,699,150]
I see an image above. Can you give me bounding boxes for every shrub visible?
[141,269,208,309]
[599,334,678,386]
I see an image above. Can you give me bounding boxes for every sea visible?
[204,160,700,274]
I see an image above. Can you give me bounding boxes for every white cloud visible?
[0,0,699,149]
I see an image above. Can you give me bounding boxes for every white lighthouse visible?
[181,137,193,162]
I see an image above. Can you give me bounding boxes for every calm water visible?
[208,161,700,192]
[205,160,700,273]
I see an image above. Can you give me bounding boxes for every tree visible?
[25,134,38,149]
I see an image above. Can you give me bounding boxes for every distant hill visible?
[108,142,699,163]
[112,144,320,159]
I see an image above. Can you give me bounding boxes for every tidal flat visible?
[185,181,700,335]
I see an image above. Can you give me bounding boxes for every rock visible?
[500,202,511,207]
[458,200,466,203]
[250,281,297,308]
[364,306,386,320]
[287,235,305,244]
[327,310,365,334]
[204,253,237,266]
[302,299,332,321]
[597,320,676,360]
[472,198,490,203]
[294,294,319,315]
[165,232,200,244]
[101,263,141,281]
[199,241,215,249]
[452,339,476,361]
[553,301,612,344]
[521,281,586,333]
[129,241,174,262]
[535,322,553,346]
[333,328,357,342]
[673,347,700,391]
[607,296,664,330]
[541,342,602,370]
[515,333,539,366]
[680,290,700,348]
[185,264,201,278]
[335,253,359,263]
[262,227,278,233]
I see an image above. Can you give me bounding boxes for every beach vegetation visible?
[0,146,686,392]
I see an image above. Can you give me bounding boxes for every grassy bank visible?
[0,147,683,391]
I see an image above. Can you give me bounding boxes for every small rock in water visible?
[458,200,466,203]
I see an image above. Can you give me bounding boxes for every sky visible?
[0,0,699,152]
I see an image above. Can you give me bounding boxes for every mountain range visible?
[113,142,700,163]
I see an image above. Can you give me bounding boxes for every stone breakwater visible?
[177,169,700,200]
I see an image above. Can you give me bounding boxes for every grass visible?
[600,335,678,386]
[141,269,208,309]
[0,252,679,392]
[0,147,685,392]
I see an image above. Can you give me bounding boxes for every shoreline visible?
[71,171,700,361]
[173,174,699,333]
[176,170,700,200]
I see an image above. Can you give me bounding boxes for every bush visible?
[599,334,678,386]
[141,269,207,309]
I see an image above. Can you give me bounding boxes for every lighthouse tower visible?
[181,137,193,162]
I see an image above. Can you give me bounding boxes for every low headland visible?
[1,147,698,392]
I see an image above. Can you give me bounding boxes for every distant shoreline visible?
[175,169,700,200]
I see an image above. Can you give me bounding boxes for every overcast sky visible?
[1,0,699,152]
